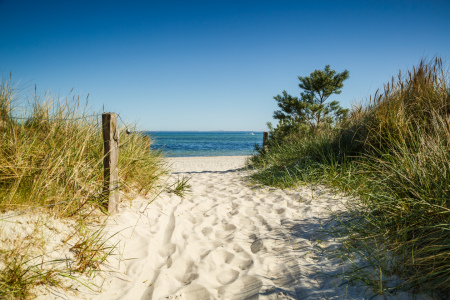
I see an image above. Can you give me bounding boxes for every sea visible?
[145,131,263,157]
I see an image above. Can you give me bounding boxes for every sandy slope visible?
[37,156,431,300]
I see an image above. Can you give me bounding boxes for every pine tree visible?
[273,65,350,131]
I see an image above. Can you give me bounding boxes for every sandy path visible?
[90,156,354,300]
[41,156,429,300]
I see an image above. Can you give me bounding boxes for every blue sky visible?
[1,0,449,131]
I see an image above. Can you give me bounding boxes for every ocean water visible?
[145,131,263,157]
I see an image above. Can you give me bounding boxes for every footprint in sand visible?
[171,257,199,284]
[210,221,235,239]
[216,269,239,285]
[231,256,254,270]
[250,239,264,253]
[223,223,237,232]
[232,243,244,253]
[174,284,211,300]
[158,243,177,258]
[201,227,213,237]
[228,209,239,216]
[238,218,253,226]
[275,207,286,214]
[245,207,258,217]
[211,249,234,264]
[218,276,263,300]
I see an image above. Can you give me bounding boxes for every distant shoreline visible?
[149,131,262,157]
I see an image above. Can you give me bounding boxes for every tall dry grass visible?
[0,78,168,298]
[249,58,450,297]
[0,80,167,216]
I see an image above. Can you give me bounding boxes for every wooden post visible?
[102,113,120,214]
[263,131,269,152]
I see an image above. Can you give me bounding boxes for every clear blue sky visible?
[1,0,449,131]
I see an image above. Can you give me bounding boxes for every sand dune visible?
[37,156,431,300]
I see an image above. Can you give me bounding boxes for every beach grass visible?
[248,58,450,297]
[0,78,168,298]
[0,216,114,299]
[0,79,167,214]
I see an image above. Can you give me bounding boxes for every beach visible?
[3,2,448,298]
[33,156,430,300]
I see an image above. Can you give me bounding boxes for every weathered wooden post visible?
[102,113,120,214]
[263,131,269,152]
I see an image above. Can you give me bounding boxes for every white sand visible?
[32,156,431,300]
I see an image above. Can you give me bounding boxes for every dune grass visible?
[248,58,450,298]
[0,78,168,298]
[0,80,167,215]
[0,216,115,299]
